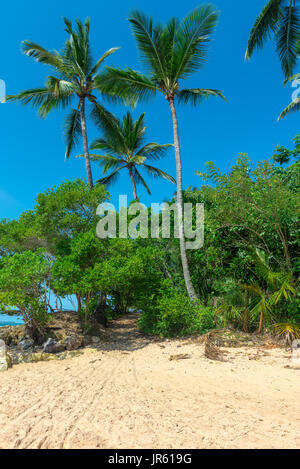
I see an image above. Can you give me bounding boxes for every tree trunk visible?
[93,293,108,327]
[168,97,198,302]
[76,293,81,313]
[80,97,93,189]
[129,166,137,200]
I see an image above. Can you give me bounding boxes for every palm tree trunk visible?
[168,97,198,302]
[129,166,138,200]
[80,97,93,189]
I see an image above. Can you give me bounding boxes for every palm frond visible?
[177,87,226,106]
[22,41,64,69]
[136,142,173,160]
[128,10,168,82]
[143,164,176,184]
[6,88,52,107]
[64,106,81,160]
[96,166,125,186]
[95,67,158,105]
[89,138,119,156]
[133,168,152,194]
[246,0,282,59]
[123,112,146,151]
[90,47,120,76]
[89,154,124,174]
[90,104,126,155]
[275,4,300,78]
[173,4,219,81]
[278,96,300,120]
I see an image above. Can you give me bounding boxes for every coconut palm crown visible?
[83,107,175,199]
[8,17,120,188]
[246,0,300,79]
[95,5,226,301]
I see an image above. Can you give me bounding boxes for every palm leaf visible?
[128,10,168,82]
[22,41,64,69]
[136,142,173,160]
[133,168,152,194]
[278,96,300,120]
[96,166,126,186]
[90,47,120,76]
[91,104,126,155]
[275,4,300,78]
[173,4,219,81]
[89,154,124,174]
[177,88,226,106]
[64,105,81,160]
[246,0,282,59]
[95,67,158,105]
[143,164,176,184]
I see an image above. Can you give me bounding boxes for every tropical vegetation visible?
[0,4,299,341]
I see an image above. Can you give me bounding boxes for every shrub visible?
[139,281,215,337]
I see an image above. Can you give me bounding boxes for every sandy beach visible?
[0,313,299,449]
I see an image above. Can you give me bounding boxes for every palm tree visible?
[8,17,120,189]
[95,6,225,301]
[81,107,175,199]
[246,0,300,78]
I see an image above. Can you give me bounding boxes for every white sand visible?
[0,313,299,449]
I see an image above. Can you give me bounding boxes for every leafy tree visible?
[85,108,175,199]
[8,17,120,188]
[0,250,51,340]
[33,178,108,254]
[246,0,300,78]
[52,230,105,319]
[195,154,299,272]
[96,5,225,301]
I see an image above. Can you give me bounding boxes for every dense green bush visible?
[139,281,215,337]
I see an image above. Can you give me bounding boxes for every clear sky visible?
[1,0,299,219]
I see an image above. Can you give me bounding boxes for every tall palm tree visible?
[95,6,225,301]
[246,0,300,78]
[82,107,175,199]
[8,17,120,188]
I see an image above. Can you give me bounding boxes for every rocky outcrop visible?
[10,350,82,365]
[0,326,25,346]
[64,335,83,351]
[18,339,34,351]
[43,338,66,354]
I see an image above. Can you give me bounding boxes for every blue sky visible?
[0,0,299,219]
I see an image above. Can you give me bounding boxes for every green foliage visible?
[34,178,108,253]
[0,250,51,336]
[88,107,175,197]
[139,280,215,337]
[246,1,300,79]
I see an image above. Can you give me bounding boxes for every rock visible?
[43,338,66,354]
[0,340,12,371]
[291,340,300,367]
[291,339,300,349]
[64,335,83,351]
[0,325,25,346]
[18,339,34,351]
[91,336,101,344]
[12,350,82,364]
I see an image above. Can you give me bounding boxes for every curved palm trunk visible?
[168,97,198,302]
[80,97,93,189]
[129,166,138,200]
